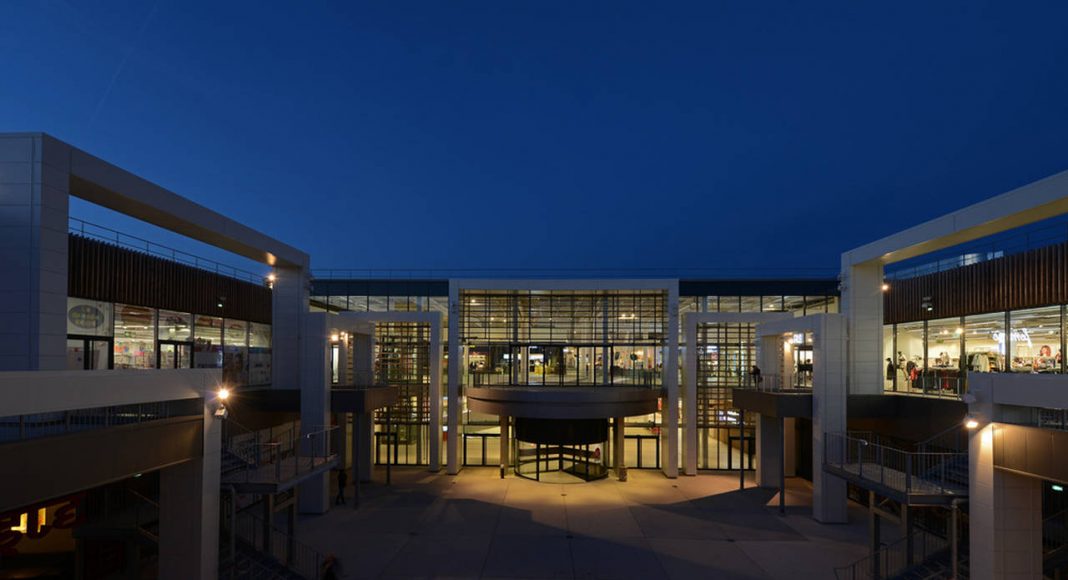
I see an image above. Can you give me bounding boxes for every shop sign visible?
[0,494,84,555]
[68,304,105,331]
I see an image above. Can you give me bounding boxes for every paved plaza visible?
[298,468,873,579]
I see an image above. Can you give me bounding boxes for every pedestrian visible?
[335,469,347,505]
[322,554,340,580]
[749,364,762,386]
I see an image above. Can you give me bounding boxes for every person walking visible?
[335,468,347,505]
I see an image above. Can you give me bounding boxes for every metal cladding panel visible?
[68,235,272,323]
[885,242,1068,324]
[514,417,609,445]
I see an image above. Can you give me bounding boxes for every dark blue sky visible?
[4,1,1068,275]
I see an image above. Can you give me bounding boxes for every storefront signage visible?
[991,329,1033,349]
[0,494,84,555]
[68,304,104,331]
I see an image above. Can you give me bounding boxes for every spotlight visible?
[881,283,889,292]
[964,416,979,429]
[218,388,231,401]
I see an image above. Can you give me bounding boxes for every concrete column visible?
[682,313,697,475]
[352,332,373,385]
[272,263,309,390]
[812,315,848,523]
[429,317,442,471]
[841,258,884,395]
[298,313,330,514]
[970,423,1044,579]
[158,399,221,580]
[614,416,626,480]
[499,415,509,478]
[447,283,461,474]
[661,284,680,478]
[354,411,373,482]
[0,134,70,371]
[755,414,783,488]
[783,418,797,476]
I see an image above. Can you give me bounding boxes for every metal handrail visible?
[231,509,326,580]
[824,432,968,496]
[310,266,840,280]
[834,526,950,580]
[69,217,269,285]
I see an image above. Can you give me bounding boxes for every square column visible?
[682,314,698,476]
[812,315,848,523]
[298,313,330,514]
[446,283,461,474]
[970,423,1043,579]
[159,400,221,580]
[499,415,509,478]
[272,264,309,390]
[0,134,70,371]
[841,259,884,395]
[661,284,680,478]
[614,416,626,480]
[429,320,442,471]
[755,415,783,488]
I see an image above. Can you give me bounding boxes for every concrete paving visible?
[297,468,872,579]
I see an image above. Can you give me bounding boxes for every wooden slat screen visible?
[884,242,1068,324]
[68,235,272,324]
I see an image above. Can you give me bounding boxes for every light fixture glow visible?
[218,388,231,401]
[267,273,276,282]
[1054,484,1064,492]
[881,283,889,292]
[965,418,979,429]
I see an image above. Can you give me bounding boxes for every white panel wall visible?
[0,134,69,371]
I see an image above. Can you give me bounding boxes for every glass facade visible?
[64,297,270,385]
[884,304,1068,394]
[307,280,841,471]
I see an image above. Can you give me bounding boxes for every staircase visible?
[824,432,968,506]
[835,526,965,580]
[219,509,326,580]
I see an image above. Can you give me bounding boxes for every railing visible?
[0,398,202,443]
[222,420,338,484]
[738,374,813,393]
[885,218,1068,282]
[834,526,950,580]
[824,432,968,497]
[311,267,839,280]
[80,485,161,542]
[69,217,269,285]
[230,509,325,580]
[917,423,969,454]
[1044,508,1068,556]
[466,369,662,389]
[886,375,966,400]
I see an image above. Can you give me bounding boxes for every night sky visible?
[4,1,1068,276]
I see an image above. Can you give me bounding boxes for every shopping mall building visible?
[3,132,1068,579]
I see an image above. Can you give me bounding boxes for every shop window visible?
[223,319,249,385]
[926,317,962,371]
[896,321,924,389]
[1009,307,1062,373]
[761,296,784,312]
[249,322,272,385]
[965,312,1005,373]
[804,296,832,315]
[705,296,721,312]
[883,325,896,391]
[194,315,223,369]
[347,296,369,312]
[740,297,761,312]
[369,296,389,312]
[66,298,113,337]
[158,309,192,342]
[114,304,156,369]
[783,296,806,316]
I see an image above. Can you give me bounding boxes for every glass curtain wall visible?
[458,289,668,468]
[885,304,1068,395]
[696,322,755,470]
[374,322,431,466]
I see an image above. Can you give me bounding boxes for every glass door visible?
[67,336,113,369]
[158,341,192,369]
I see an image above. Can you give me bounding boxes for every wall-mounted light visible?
[330,334,340,342]
[881,283,890,292]
[964,416,979,429]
